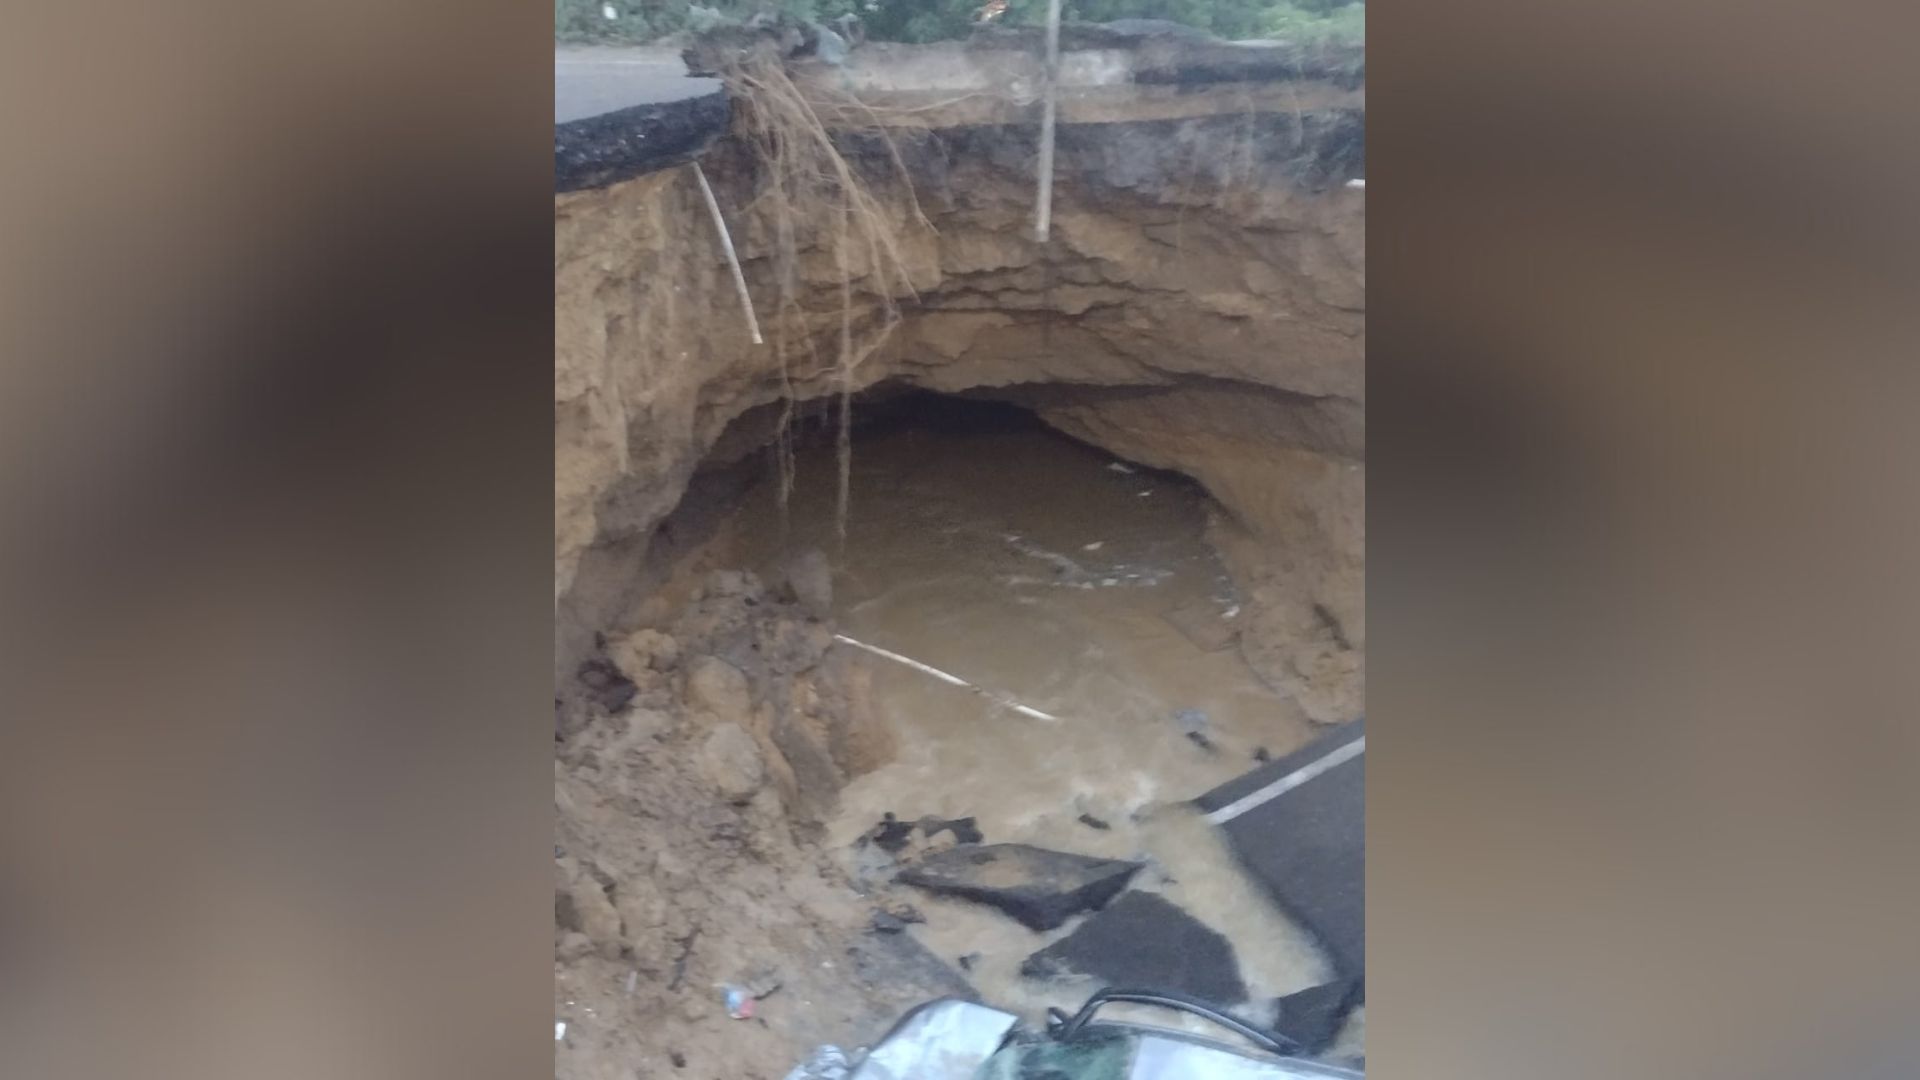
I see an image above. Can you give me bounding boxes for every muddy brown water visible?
[729,406,1337,1033]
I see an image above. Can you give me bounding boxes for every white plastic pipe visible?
[1032,0,1064,241]
[691,162,764,345]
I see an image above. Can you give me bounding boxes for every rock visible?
[1272,977,1365,1055]
[896,843,1142,931]
[869,910,907,933]
[685,655,752,720]
[697,722,765,803]
[1077,812,1111,831]
[608,628,679,678]
[577,657,637,713]
[1021,891,1248,1004]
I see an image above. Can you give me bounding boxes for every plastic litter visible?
[782,1044,851,1080]
[1106,462,1135,474]
[555,1021,567,1041]
[1082,541,1104,551]
[722,985,755,1020]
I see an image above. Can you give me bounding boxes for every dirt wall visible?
[556,46,1364,726]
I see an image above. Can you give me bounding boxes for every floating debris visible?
[1082,541,1104,551]
[1106,462,1136,474]
[834,634,1061,722]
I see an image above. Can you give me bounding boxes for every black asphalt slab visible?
[1021,890,1249,1005]
[1195,719,1365,980]
[554,48,730,193]
[1272,975,1364,1054]
[897,844,1142,932]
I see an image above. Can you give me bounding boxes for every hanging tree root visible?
[706,45,933,540]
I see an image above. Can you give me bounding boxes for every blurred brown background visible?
[1369,0,1920,1076]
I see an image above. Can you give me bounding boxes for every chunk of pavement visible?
[1020,891,1249,1004]
[1194,719,1365,979]
[1162,598,1239,652]
[896,843,1142,931]
[1272,977,1365,1055]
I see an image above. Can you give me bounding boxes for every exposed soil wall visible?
[557,42,1363,727]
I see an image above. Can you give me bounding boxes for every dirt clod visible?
[685,655,753,721]
[699,721,767,803]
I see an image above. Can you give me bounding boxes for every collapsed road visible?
[553,19,1364,1079]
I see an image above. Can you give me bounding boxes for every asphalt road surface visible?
[555,46,721,125]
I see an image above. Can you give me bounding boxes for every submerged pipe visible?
[833,633,1061,722]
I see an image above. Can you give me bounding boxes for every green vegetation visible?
[556,0,1363,47]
